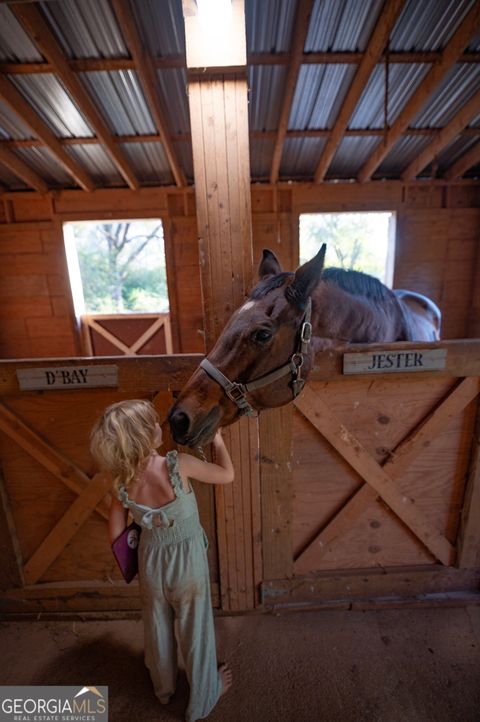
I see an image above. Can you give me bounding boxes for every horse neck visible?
[310,282,400,343]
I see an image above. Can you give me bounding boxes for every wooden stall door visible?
[0,357,219,617]
[261,342,480,607]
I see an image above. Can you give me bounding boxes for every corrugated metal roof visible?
[327,136,380,178]
[130,0,186,56]
[249,138,276,180]
[0,0,478,189]
[0,163,27,189]
[156,69,190,135]
[305,0,383,52]
[14,146,73,186]
[248,66,288,131]
[66,144,123,185]
[435,134,479,173]
[10,74,93,138]
[411,64,480,127]
[0,99,34,140]
[289,64,356,129]
[246,0,297,53]
[376,136,432,177]
[79,71,156,135]
[0,6,43,62]
[40,0,128,59]
[174,141,194,182]
[390,0,476,52]
[280,137,326,179]
[349,64,431,129]
[120,142,174,184]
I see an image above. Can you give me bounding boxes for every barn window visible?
[64,219,173,355]
[299,212,396,287]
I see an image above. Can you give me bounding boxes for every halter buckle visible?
[225,382,247,404]
[301,321,312,343]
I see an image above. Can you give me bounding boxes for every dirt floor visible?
[1,605,479,722]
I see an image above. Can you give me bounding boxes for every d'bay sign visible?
[343,348,447,375]
[16,364,118,390]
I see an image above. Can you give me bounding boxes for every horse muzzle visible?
[168,402,222,447]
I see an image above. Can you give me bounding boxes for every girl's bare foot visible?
[219,663,233,697]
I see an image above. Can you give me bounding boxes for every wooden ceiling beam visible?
[402,89,480,181]
[0,74,96,191]
[111,0,185,187]
[0,145,48,192]
[2,51,480,75]
[313,0,406,184]
[2,126,480,150]
[12,2,140,190]
[357,1,480,183]
[444,141,480,180]
[269,0,314,184]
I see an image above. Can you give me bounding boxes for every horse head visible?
[168,245,326,446]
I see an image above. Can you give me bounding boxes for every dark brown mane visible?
[321,267,396,303]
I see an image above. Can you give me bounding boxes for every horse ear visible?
[286,243,326,308]
[259,249,283,279]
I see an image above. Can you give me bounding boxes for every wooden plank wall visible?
[0,182,479,363]
[0,189,203,359]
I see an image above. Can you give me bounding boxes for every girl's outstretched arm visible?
[178,430,234,485]
[109,493,128,544]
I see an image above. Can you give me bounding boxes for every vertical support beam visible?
[183,0,261,610]
[259,405,294,580]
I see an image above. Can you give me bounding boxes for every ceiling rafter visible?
[358,1,480,183]
[313,0,406,184]
[402,89,480,181]
[11,2,140,190]
[444,141,480,180]
[0,145,48,192]
[2,126,480,150]
[1,51,480,75]
[0,74,95,191]
[111,0,186,187]
[269,0,314,184]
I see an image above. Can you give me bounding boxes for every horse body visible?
[169,246,441,446]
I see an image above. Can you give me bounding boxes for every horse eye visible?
[252,329,272,344]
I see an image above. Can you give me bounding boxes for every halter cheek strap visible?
[200,298,313,417]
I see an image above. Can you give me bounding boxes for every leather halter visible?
[199,299,313,417]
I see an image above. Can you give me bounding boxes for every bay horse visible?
[168,244,441,447]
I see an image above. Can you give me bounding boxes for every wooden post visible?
[183,0,261,610]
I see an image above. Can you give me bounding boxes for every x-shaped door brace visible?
[85,316,172,355]
[0,392,171,585]
[293,377,479,568]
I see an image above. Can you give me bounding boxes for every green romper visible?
[117,450,222,722]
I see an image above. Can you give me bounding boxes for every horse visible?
[168,244,441,447]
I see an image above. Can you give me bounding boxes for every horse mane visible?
[249,266,396,307]
[321,267,396,303]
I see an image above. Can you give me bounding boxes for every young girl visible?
[90,399,234,721]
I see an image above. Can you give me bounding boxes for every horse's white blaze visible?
[238,300,256,313]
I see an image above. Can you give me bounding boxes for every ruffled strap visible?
[166,450,185,497]
[117,485,130,506]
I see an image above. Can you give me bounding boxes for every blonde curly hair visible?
[90,399,159,497]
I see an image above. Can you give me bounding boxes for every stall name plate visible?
[343,348,447,375]
[16,364,118,390]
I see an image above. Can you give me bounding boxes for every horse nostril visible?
[170,410,190,438]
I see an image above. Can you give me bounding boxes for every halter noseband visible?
[199,299,313,417]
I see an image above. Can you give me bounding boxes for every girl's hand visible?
[213,429,225,447]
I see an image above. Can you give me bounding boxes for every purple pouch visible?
[111,521,142,583]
